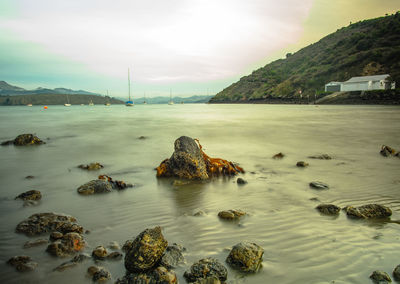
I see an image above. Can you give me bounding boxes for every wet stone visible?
[184,258,227,283]
[116,266,177,284]
[92,245,108,260]
[108,241,120,250]
[25,175,35,179]
[193,210,206,217]
[393,264,400,281]
[226,242,264,273]
[107,251,123,260]
[272,152,285,159]
[15,190,42,201]
[2,134,45,146]
[315,204,341,215]
[87,266,111,282]
[370,270,392,283]
[124,226,168,272]
[296,161,309,167]
[77,179,113,195]
[7,256,38,272]
[308,154,332,160]
[16,212,83,236]
[380,145,396,157]
[218,209,246,220]
[192,277,221,284]
[78,162,104,171]
[23,239,48,248]
[53,261,77,272]
[309,181,329,190]
[160,243,186,268]
[122,240,133,253]
[50,231,64,241]
[237,178,247,185]
[46,232,85,257]
[344,204,392,219]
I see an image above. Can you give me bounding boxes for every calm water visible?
[0,104,399,284]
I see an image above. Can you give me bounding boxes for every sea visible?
[0,104,399,284]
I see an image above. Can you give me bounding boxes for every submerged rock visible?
[46,232,85,257]
[309,181,329,190]
[92,245,108,260]
[370,270,392,283]
[7,255,38,272]
[226,242,264,273]
[296,161,309,167]
[1,134,45,146]
[116,266,177,284]
[344,204,392,219]
[107,251,123,260]
[308,154,332,160]
[380,145,397,157]
[272,152,285,159]
[23,200,39,207]
[87,266,111,282]
[15,190,42,201]
[108,241,121,250]
[184,258,227,283]
[315,204,341,215]
[160,243,186,268]
[77,179,113,195]
[23,239,48,248]
[124,226,168,272]
[218,210,246,220]
[16,212,83,236]
[53,254,91,272]
[393,264,400,281]
[237,178,247,185]
[78,162,104,170]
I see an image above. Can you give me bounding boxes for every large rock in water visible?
[158,136,209,180]
[184,258,227,283]
[226,242,264,273]
[344,204,392,219]
[2,134,45,146]
[77,179,113,195]
[124,226,168,272]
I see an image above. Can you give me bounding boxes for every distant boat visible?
[89,100,94,106]
[126,68,134,106]
[168,89,174,105]
[104,90,111,106]
[27,103,33,107]
[143,92,147,104]
[64,94,71,106]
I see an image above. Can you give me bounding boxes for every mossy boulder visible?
[226,242,264,273]
[344,204,392,219]
[184,258,227,283]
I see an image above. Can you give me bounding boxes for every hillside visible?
[132,95,213,104]
[210,12,400,103]
[0,93,124,105]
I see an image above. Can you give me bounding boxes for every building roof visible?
[344,74,389,83]
[325,81,342,85]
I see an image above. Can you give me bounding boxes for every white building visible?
[324,74,395,92]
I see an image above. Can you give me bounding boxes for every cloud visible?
[0,0,313,86]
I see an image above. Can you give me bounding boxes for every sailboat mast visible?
[128,68,131,101]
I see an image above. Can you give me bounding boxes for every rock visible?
[92,245,108,260]
[226,242,264,273]
[122,240,133,253]
[272,152,285,159]
[46,232,85,257]
[87,266,111,282]
[98,175,133,190]
[2,134,45,146]
[156,136,209,179]
[192,277,221,284]
[50,231,64,241]
[107,251,123,260]
[184,258,227,283]
[124,226,168,272]
[296,161,309,167]
[16,212,84,236]
[393,264,400,281]
[108,241,120,250]
[7,256,38,272]
[380,145,396,157]
[72,253,91,263]
[138,136,147,140]
[23,239,48,248]
[309,181,329,190]
[308,154,332,160]
[15,190,42,201]
[25,175,35,179]
[237,178,247,185]
[116,266,177,284]
[218,209,246,220]
[315,204,341,215]
[345,204,392,219]
[370,270,392,283]
[193,210,206,217]
[78,162,104,170]
[53,261,78,272]
[77,179,113,195]
[160,243,186,268]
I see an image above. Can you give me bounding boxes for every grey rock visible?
[7,256,38,272]
[370,270,392,283]
[77,179,113,195]
[116,266,177,284]
[107,251,123,260]
[15,190,42,201]
[345,204,392,219]
[78,162,104,170]
[226,242,264,273]
[23,239,48,248]
[46,232,85,257]
[309,181,329,190]
[87,266,111,282]
[315,204,341,215]
[184,258,227,283]
[218,209,246,220]
[160,243,186,268]
[124,226,168,272]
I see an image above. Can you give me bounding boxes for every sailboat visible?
[64,94,71,107]
[168,89,174,105]
[104,90,111,106]
[126,68,134,106]
[143,92,147,104]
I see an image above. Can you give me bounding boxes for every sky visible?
[0,0,399,98]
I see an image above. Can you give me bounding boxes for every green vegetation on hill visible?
[210,12,400,103]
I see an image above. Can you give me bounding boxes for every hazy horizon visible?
[1,0,399,98]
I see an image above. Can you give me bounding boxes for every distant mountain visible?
[118,95,213,104]
[0,81,101,96]
[210,12,400,103]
